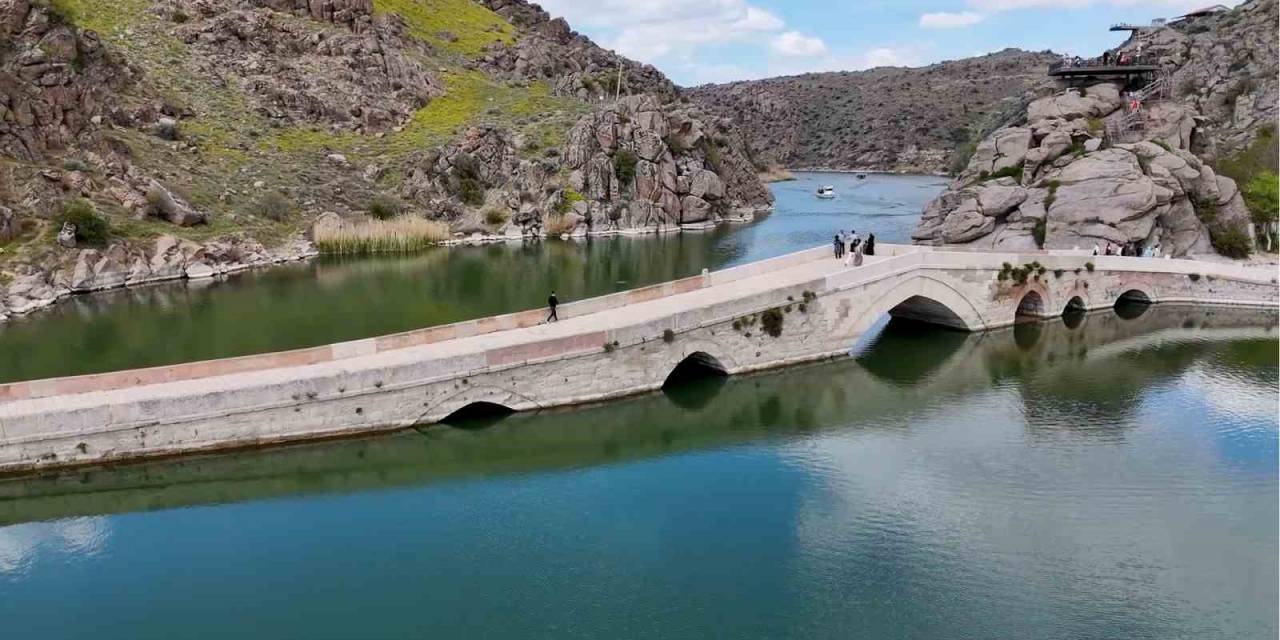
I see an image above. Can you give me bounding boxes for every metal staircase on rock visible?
[1105,72,1172,144]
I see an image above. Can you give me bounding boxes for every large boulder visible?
[680,196,712,223]
[1044,150,1157,240]
[940,207,995,244]
[967,127,1032,176]
[145,181,209,227]
[1027,83,1123,123]
[975,179,1028,217]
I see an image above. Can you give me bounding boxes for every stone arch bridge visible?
[0,244,1274,473]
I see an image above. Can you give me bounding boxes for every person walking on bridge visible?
[865,233,876,256]
[547,291,559,323]
[833,233,844,259]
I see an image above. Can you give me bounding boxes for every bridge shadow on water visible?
[0,305,1274,526]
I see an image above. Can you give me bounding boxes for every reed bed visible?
[544,214,577,237]
[314,217,450,255]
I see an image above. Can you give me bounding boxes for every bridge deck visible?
[1,244,1276,473]
[0,246,876,413]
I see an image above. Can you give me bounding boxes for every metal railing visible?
[1048,54,1157,73]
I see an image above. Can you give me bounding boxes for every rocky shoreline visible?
[0,234,318,322]
[0,207,772,323]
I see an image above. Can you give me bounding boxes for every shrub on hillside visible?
[450,153,486,206]
[368,195,403,220]
[252,191,293,221]
[483,207,509,226]
[59,199,108,245]
[1210,223,1253,259]
[614,148,638,187]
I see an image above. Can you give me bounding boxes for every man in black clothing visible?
[547,291,559,322]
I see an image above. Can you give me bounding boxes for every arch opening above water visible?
[1116,289,1152,305]
[663,352,729,389]
[440,401,517,428]
[1115,289,1153,320]
[886,295,971,330]
[662,352,729,410]
[1015,291,1046,322]
[1062,296,1087,329]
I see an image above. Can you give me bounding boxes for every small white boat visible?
[816,186,836,199]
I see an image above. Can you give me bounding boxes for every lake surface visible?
[1,305,1275,639]
[0,172,947,383]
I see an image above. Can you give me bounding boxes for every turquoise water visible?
[0,172,1275,638]
[0,172,945,383]
[0,305,1275,638]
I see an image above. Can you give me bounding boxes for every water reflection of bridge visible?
[2,305,1272,526]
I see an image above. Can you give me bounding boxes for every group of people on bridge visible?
[833,230,875,267]
[1094,240,1166,258]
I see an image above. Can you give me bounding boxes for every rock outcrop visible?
[400,95,772,236]
[173,1,444,134]
[0,0,138,160]
[1144,0,1279,159]
[688,49,1059,174]
[913,1,1275,256]
[0,0,774,322]
[2,233,316,317]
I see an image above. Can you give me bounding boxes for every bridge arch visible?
[1114,288,1153,320]
[421,385,540,425]
[1116,289,1153,305]
[440,401,516,426]
[1063,295,1087,314]
[1016,290,1046,321]
[663,350,730,389]
[848,275,989,338]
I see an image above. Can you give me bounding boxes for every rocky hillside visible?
[912,0,1278,257]
[688,49,1059,174]
[0,0,772,318]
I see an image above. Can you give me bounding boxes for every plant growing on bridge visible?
[1085,262,1095,272]
[761,307,785,338]
[662,329,675,343]
[1188,273,1202,282]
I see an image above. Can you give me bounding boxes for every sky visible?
[534,0,1244,86]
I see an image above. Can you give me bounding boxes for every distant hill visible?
[687,49,1060,174]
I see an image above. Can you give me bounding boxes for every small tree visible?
[1243,171,1278,251]
[59,199,108,245]
[614,148,638,188]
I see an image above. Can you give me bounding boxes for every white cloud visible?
[538,0,785,64]
[771,31,829,57]
[919,11,986,28]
